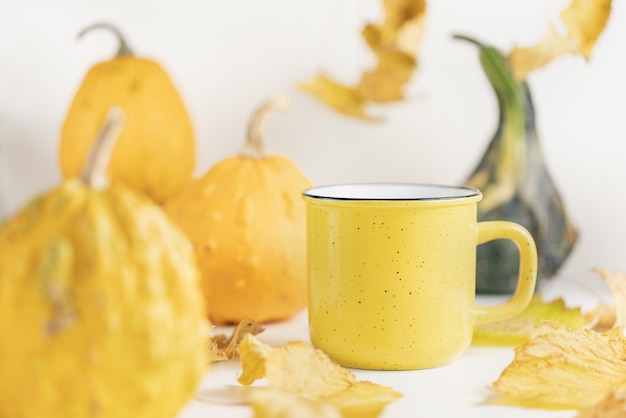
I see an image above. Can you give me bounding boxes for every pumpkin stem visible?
[77,22,134,57]
[241,96,290,159]
[79,107,126,190]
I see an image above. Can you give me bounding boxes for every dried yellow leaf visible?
[299,74,375,121]
[604,328,626,338]
[576,391,626,418]
[251,388,341,418]
[585,303,616,332]
[249,382,401,418]
[327,381,403,418]
[237,333,274,386]
[362,24,384,50]
[509,25,578,80]
[208,319,265,363]
[593,268,626,329]
[357,51,416,102]
[392,15,426,55]
[472,295,587,346]
[492,321,626,409]
[374,50,417,84]
[300,0,426,119]
[360,1,425,54]
[508,0,612,79]
[382,0,426,30]
[561,0,612,58]
[265,340,356,398]
[237,334,401,418]
[357,69,405,102]
[238,335,355,396]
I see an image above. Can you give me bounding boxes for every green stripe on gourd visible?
[455,35,578,294]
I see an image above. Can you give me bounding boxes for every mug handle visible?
[473,221,538,325]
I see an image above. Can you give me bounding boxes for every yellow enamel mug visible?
[302,183,537,370]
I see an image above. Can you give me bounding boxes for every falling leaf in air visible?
[508,0,612,80]
[472,295,587,346]
[300,0,427,120]
[492,321,626,410]
[237,334,402,417]
[300,74,377,121]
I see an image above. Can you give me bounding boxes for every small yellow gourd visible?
[165,97,312,325]
[0,109,208,417]
[59,22,195,203]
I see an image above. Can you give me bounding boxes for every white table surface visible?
[178,277,610,418]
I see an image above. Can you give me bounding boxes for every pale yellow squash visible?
[59,22,195,203]
[0,109,208,417]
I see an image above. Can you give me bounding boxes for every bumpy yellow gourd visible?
[0,109,208,417]
[165,97,312,325]
[59,22,195,203]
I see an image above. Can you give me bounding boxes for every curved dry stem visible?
[79,107,126,189]
[77,22,134,57]
[241,96,290,159]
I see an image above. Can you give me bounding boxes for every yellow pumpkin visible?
[165,97,312,325]
[0,109,208,417]
[59,22,195,203]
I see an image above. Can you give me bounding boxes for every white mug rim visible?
[302,182,481,201]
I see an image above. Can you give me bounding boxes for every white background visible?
[0,0,624,291]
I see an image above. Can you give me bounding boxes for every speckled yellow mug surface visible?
[302,183,537,370]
